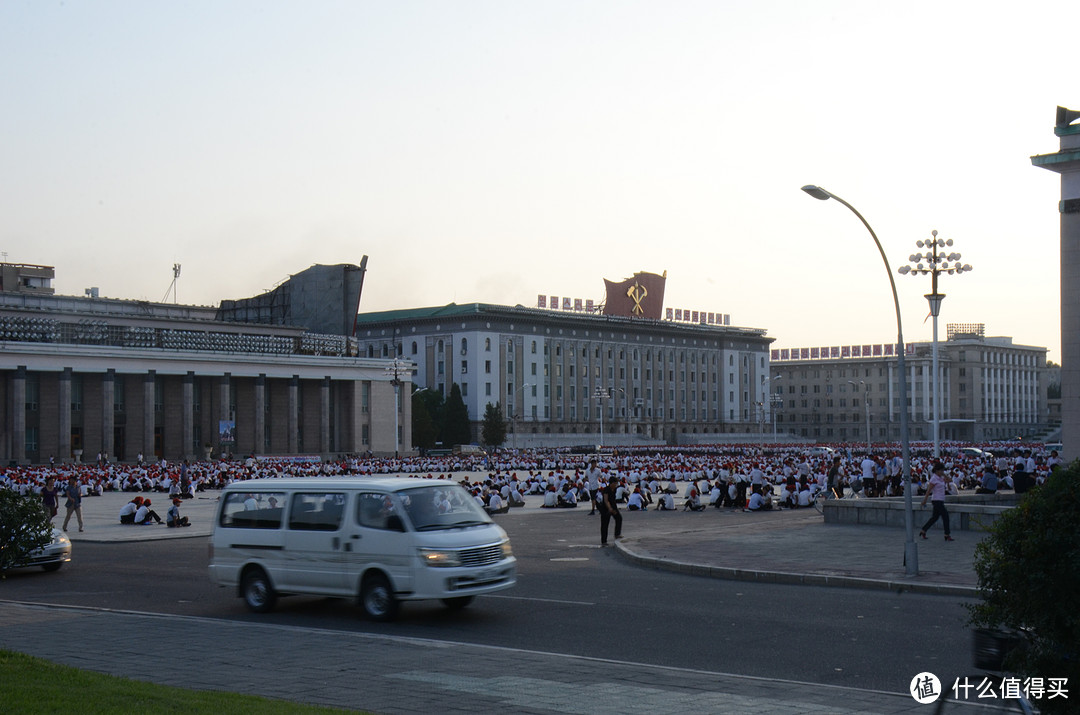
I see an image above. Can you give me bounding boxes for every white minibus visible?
[209,477,516,620]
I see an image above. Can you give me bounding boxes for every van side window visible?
[288,493,346,531]
[357,493,399,530]
[219,492,286,529]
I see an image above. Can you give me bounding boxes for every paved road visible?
[1,486,992,713]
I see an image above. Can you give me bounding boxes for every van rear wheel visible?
[241,567,276,613]
[441,596,474,611]
[361,573,399,622]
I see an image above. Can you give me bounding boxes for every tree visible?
[442,383,472,446]
[0,489,53,577]
[411,390,439,451]
[481,402,507,449]
[968,462,1080,713]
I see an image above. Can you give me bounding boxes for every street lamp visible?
[848,380,871,451]
[593,385,608,448]
[802,185,917,576]
[764,375,783,443]
[898,230,972,459]
[384,358,412,458]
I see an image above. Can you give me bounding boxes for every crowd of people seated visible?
[1,443,1064,525]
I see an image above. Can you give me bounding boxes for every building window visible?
[462,383,468,396]
[25,374,39,411]
[71,375,83,412]
[461,360,468,374]
[114,378,125,413]
[485,360,491,374]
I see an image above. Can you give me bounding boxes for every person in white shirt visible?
[627,489,647,511]
[486,491,506,514]
[134,498,163,525]
[585,459,602,515]
[657,492,675,511]
[542,485,559,508]
[860,456,877,497]
[920,463,953,541]
[683,485,705,511]
[119,497,142,524]
[746,488,773,511]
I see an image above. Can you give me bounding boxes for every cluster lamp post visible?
[898,231,972,459]
[384,358,412,458]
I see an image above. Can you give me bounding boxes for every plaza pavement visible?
[4,479,988,714]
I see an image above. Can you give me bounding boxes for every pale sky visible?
[2,1,1075,361]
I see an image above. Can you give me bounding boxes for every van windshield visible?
[397,485,493,531]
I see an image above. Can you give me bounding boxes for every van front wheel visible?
[361,573,399,622]
[441,596,474,611]
[241,567,276,613]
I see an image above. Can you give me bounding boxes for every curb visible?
[613,539,980,598]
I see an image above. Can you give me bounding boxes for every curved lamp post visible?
[898,231,972,458]
[801,185,917,576]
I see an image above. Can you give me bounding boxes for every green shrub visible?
[969,461,1080,713]
[0,488,53,576]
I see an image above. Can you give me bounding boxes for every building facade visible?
[354,303,774,447]
[1,267,409,464]
[769,326,1049,444]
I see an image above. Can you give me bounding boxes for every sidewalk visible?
[0,600,943,714]
[614,508,983,597]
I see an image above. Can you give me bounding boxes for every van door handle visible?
[332,537,340,549]
[351,534,362,539]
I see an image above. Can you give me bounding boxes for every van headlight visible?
[418,548,462,567]
[500,540,513,558]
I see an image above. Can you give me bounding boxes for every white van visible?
[208,477,516,620]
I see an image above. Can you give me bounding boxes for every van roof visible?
[222,476,461,492]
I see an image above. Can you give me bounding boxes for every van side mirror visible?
[386,515,406,532]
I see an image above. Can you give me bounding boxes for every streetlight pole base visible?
[904,540,919,576]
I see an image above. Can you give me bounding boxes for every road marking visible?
[549,557,589,562]
[483,594,595,606]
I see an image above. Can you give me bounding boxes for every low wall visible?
[823,494,1018,532]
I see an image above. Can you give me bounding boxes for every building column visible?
[320,377,331,456]
[58,368,72,462]
[218,373,231,451]
[254,374,266,455]
[143,371,155,459]
[11,366,26,464]
[288,375,299,454]
[183,371,194,460]
[102,369,115,460]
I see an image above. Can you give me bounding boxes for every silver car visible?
[18,528,72,572]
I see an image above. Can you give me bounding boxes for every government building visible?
[768,324,1051,444]
[353,271,775,447]
[0,261,412,464]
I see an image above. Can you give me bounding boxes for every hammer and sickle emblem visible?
[627,282,648,315]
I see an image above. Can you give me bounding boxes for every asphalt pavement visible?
[63,485,984,597]
[6,482,990,714]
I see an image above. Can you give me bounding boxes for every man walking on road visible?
[599,476,622,546]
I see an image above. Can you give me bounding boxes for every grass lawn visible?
[0,650,363,714]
